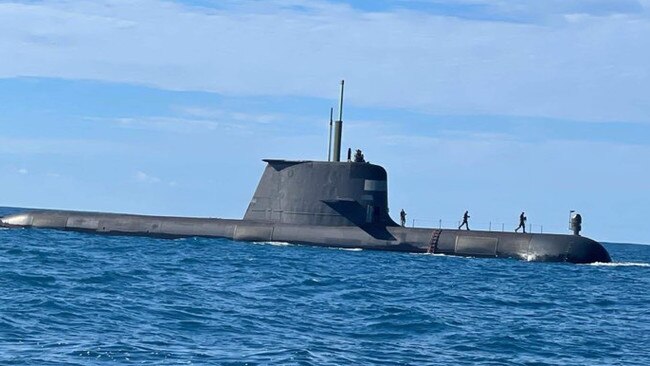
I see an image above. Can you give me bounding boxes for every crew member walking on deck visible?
[400,209,407,227]
[515,212,527,233]
[458,211,470,230]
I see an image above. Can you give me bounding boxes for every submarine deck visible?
[1,209,611,263]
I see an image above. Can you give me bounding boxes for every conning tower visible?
[244,160,397,227]
[244,80,396,228]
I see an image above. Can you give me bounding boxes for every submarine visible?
[0,82,611,264]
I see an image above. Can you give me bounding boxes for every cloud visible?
[410,0,648,20]
[135,171,182,188]
[1,0,649,125]
[135,171,161,183]
[18,168,28,175]
[108,116,220,132]
[0,137,127,155]
[85,113,281,134]
[176,107,285,124]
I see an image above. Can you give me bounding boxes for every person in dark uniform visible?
[515,212,527,233]
[458,210,470,230]
[571,213,582,236]
[400,209,406,227]
[353,149,365,163]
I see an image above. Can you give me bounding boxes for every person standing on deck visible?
[400,209,407,227]
[515,212,527,233]
[458,211,470,230]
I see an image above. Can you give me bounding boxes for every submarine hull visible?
[1,210,611,263]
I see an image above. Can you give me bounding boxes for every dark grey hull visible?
[1,210,611,263]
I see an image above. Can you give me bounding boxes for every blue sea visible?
[1,207,649,365]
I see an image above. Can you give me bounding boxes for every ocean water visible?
[1,208,649,365]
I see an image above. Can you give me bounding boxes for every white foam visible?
[412,252,448,257]
[525,253,540,262]
[252,241,292,247]
[338,248,362,251]
[588,262,650,267]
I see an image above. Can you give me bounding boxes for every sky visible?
[1,0,649,244]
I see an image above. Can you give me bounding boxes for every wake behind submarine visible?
[1,82,610,264]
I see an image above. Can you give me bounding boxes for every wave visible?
[252,241,292,247]
[412,252,448,257]
[588,262,650,267]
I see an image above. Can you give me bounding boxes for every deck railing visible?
[409,219,547,234]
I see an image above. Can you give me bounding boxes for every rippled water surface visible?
[1,208,649,365]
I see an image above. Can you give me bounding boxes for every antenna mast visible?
[332,80,345,162]
[327,107,333,161]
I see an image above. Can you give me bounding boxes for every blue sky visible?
[1,0,650,243]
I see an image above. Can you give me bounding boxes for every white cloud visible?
[0,136,129,155]
[135,171,161,183]
[230,111,280,124]
[176,107,285,124]
[422,0,647,19]
[0,0,649,123]
[135,171,182,187]
[18,168,28,175]
[109,116,220,132]
[85,114,274,135]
